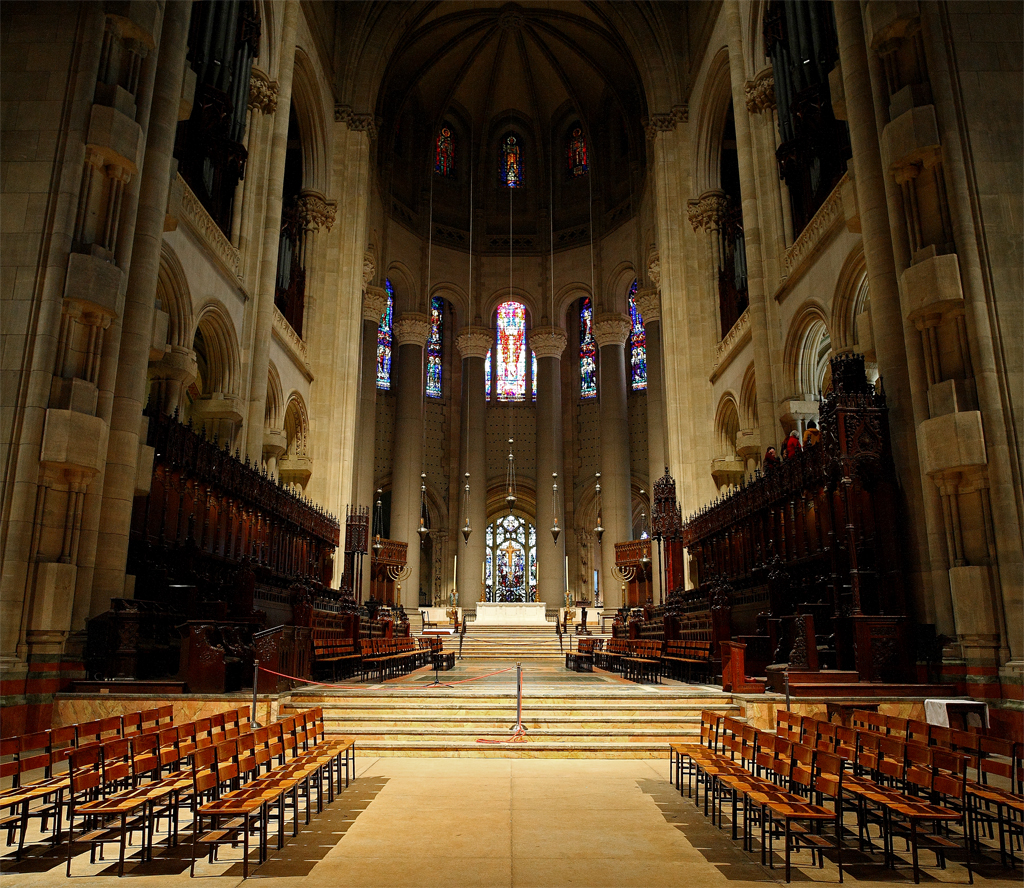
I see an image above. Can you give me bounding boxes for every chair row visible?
[662,639,714,683]
[777,710,1023,797]
[0,705,251,861]
[670,709,1020,882]
[1,706,178,791]
[311,628,361,680]
[358,637,429,682]
[55,707,350,879]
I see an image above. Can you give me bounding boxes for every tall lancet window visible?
[567,125,588,177]
[531,351,537,401]
[434,125,454,177]
[376,279,394,390]
[485,349,492,400]
[485,515,537,602]
[500,134,522,188]
[495,302,527,400]
[580,297,597,399]
[426,296,443,398]
[628,279,647,391]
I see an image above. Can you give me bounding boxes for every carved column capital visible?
[744,68,776,114]
[593,313,631,348]
[363,286,389,323]
[687,189,730,232]
[454,328,492,360]
[335,105,379,141]
[394,313,430,348]
[647,251,661,288]
[248,69,278,114]
[633,287,661,323]
[530,326,568,359]
[362,250,376,287]
[295,190,336,231]
[644,105,688,140]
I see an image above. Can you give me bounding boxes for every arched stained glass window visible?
[567,125,588,177]
[434,125,454,177]
[485,349,492,400]
[426,295,443,397]
[531,351,537,401]
[484,514,537,602]
[501,134,522,188]
[376,279,394,390]
[580,297,597,399]
[496,302,526,401]
[628,279,647,391]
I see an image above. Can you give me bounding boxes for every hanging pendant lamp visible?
[593,473,604,544]
[503,438,516,514]
[550,472,560,543]
[461,472,472,544]
[417,473,430,544]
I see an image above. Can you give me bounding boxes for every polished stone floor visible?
[2,756,1018,887]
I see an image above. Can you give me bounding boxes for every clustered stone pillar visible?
[454,328,491,609]
[725,0,779,447]
[833,2,949,633]
[634,285,667,602]
[389,313,430,610]
[353,279,388,602]
[90,0,193,617]
[532,326,567,610]
[593,313,632,611]
[244,0,298,464]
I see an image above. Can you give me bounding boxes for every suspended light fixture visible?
[372,488,384,555]
[593,472,604,544]
[550,472,560,543]
[505,438,517,512]
[461,472,472,544]
[417,473,430,544]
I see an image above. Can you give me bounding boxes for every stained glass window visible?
[496,301,526,401]
[426,295,443,397]
[434,125,454,177]
[484,514,537,602]
[501,134,522,188]
[567,125,588,177]
[628,279,647,391]
[376,279,394,390]
[485,349,492,400]
[531,351,537,401]
[580,297,597,399]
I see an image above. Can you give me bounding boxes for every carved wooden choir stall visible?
[84,407,409,694]
[613,354,941,697]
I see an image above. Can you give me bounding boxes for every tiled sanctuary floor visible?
[2,756,1019,888]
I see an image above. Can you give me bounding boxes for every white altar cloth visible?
[472,602,549,626]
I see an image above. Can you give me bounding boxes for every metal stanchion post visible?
[251,659,262,728]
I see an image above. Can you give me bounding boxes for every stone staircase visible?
[284,685,740,758]
[449,625,603,659]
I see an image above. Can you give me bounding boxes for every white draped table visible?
[472,602,549,626]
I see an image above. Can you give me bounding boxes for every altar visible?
[472,601,549,626]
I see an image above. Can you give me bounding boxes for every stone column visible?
[454,329,491,609]
[389,313,429,609]
[594,313,632,610]
[726,0,780,444]
[833,2,950,633]
[532,327,567,610]
[90,0,192,614]
[918,5,1023,665]
[244,0,298,463]
[353,281,388,601]
[634,285,667,601]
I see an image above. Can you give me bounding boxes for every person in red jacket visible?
[785,429,801,459]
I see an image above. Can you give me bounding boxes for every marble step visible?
[283,689,740,757]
